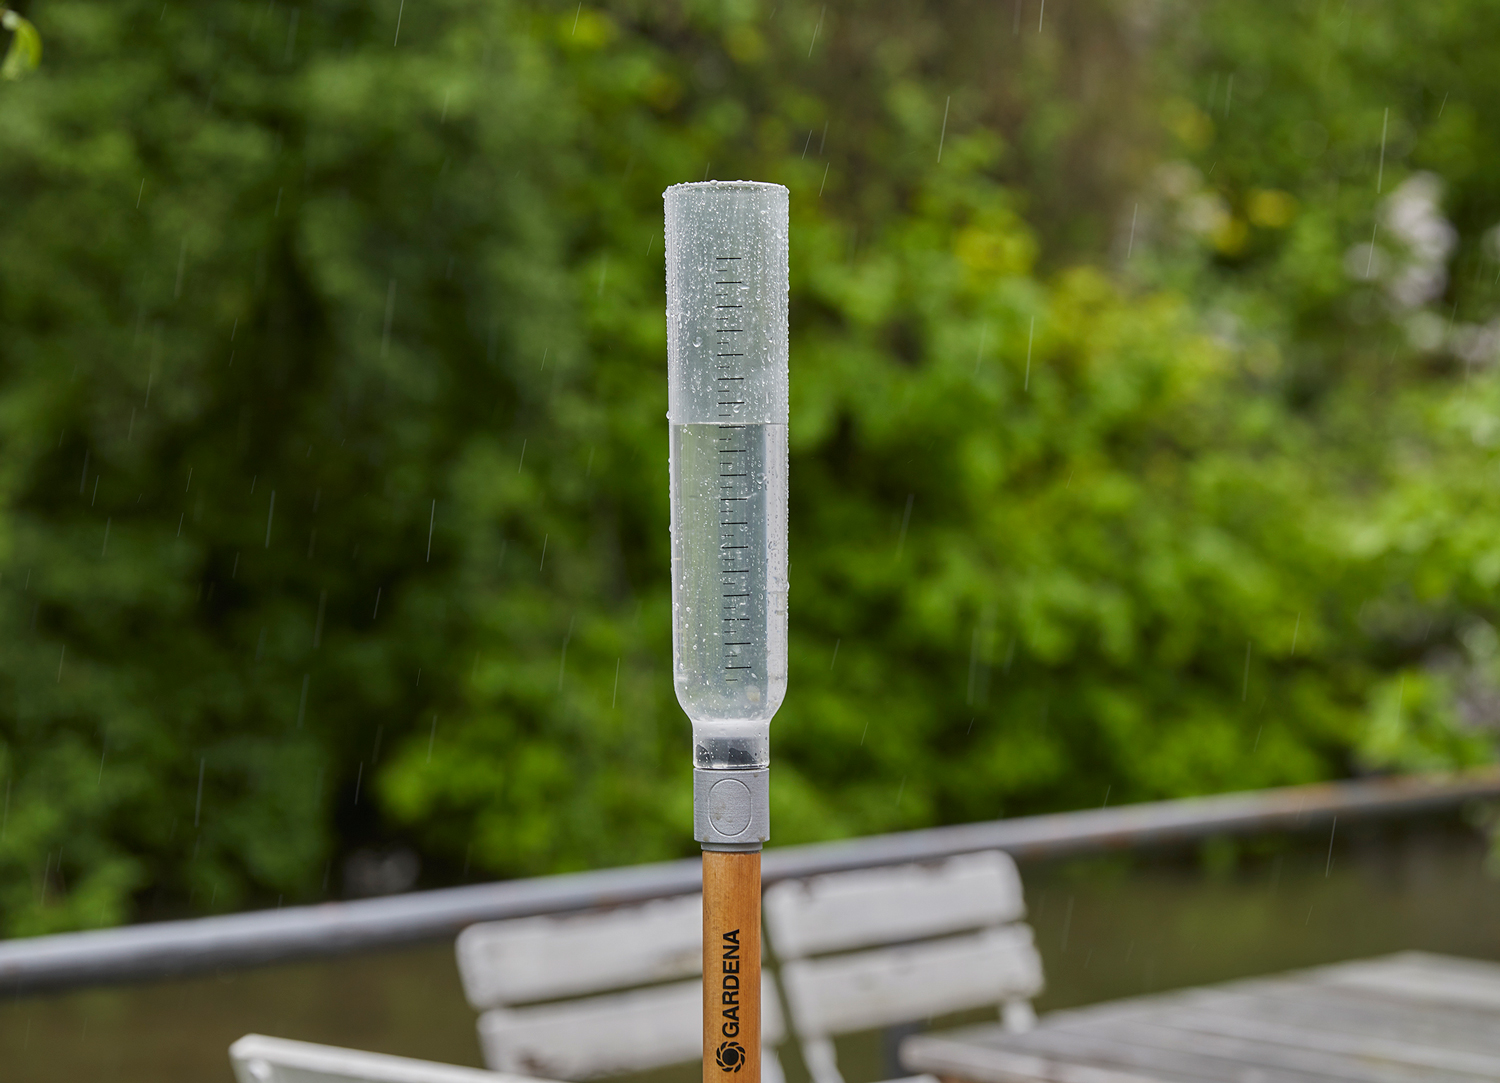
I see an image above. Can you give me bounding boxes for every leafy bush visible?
[0,0,1493,934]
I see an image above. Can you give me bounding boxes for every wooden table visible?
[900,951,1500,1083]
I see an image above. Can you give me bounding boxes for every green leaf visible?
[1,9,41,81]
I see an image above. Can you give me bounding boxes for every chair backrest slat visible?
[765,850,1043,1083]
[229,1035,542,1083]
[456,894,701,1008]
[763,851,1024,960]
[779,925,1043,1038]
[478,974,785,1080]
[460,893,786,1080]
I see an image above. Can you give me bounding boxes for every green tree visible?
[381,2,1475,873]
[1141,0,1500,770]
[0,0,1493,937]
[0,0,578,932]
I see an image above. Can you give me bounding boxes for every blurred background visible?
[2,0,1500,1076]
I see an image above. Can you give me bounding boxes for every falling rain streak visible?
[808,4,825,57]
[1024,316,1036,390]
[896,494,914,559]
[296,675,310,729]
[194,758,205,826]
[1377,107,1389,193]
[174,240,187,299]
[381,280,396,358]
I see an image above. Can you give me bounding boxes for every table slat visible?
[901,953,1500,1083]
[1178,984,1500,1057]
[1013,1018,1471,1083]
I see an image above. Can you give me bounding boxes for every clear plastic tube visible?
[665,181,789,772]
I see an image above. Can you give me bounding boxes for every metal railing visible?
[1,768,1495,997]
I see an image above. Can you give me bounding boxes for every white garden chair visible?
[763,851,1043,1083]
[456,892,786,1081]
[229,1034,550,1083]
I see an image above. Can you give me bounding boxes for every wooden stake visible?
[703,849,761,1081]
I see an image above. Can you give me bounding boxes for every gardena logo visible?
[715,1041,746,1073]
[719,928,743,1041]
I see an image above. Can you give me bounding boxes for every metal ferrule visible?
[694,766,770,849]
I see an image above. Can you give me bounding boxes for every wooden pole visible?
[703,849,761,1081]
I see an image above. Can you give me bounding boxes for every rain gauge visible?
[664,180,788,1081]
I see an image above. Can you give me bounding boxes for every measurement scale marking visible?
[708,258,758,684]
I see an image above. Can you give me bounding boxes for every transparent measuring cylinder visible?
[665,181,789,771]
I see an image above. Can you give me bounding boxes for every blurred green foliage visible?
[1,7,41,80]
[0,0,1494,935]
